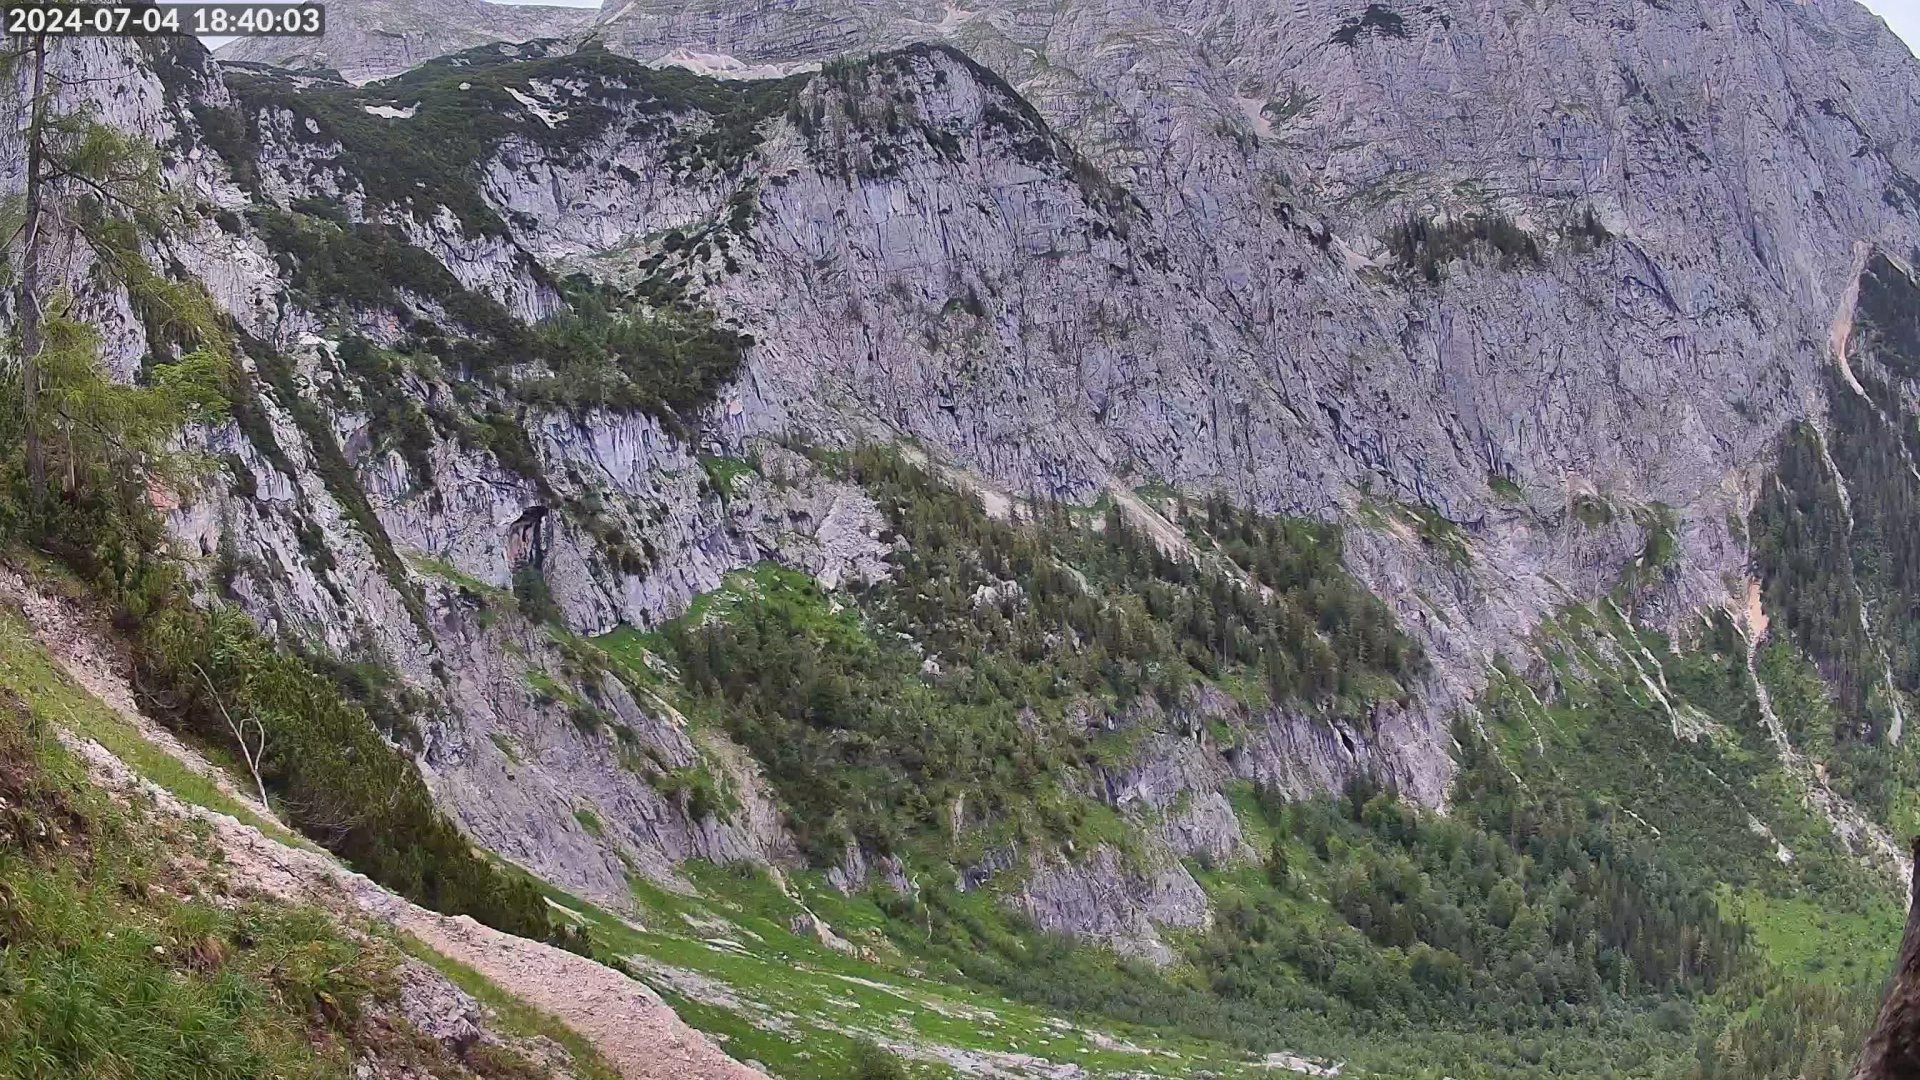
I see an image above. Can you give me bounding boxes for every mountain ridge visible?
[12,3,1920,1074]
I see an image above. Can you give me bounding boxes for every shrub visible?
[129,601,555,941]
[1386,212,1541,284]
[0,317,553,946]
[0,689,395,1080]
[512,563,562,626]
[849,1040,908,1080]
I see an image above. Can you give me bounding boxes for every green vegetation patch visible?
[0,604,292,844]
[218,42,804,235]
[1487,471,1525,504]
[334,336,437,492]
[1376,498,1471,565]
[1478,602,1907,1077]
[574,806,606,837]
[537,867,1276,1080]
[1750,336,1920,811]
[511,276,751,438]
[641,451,1421,867]
[699,455,756,499]
[250,213,748,438]
[1385,211,1541,284]
[1618,502,1677,590]
[592,623,666,687]
[1571,491,1614,526]
[1721,887,1894,985]
[0,683,556,1080]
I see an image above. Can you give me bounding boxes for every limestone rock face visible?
[218,0,598,83]
[1018,846,1213,966]
[17,0,1920,959]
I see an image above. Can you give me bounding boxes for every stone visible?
[17,0,1920,952]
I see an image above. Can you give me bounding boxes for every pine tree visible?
[1265,839,1289,888]
[6,33,51,506]
[7,33,222,511]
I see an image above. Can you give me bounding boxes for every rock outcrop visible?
[1018,846,1213,966]
[17,0,1920,958]
[218,0,598,82]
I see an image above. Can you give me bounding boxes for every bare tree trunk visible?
[1856,838,1920,1078]
[18,33,49,509]
[194,662,275,818]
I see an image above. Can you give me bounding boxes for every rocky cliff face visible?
[217,0,598,82]
[18,0,1920,959]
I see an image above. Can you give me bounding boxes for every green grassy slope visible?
[0,601,616,1080]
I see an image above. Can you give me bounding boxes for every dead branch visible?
[192,660,273,818]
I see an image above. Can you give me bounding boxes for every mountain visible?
[216,0,599,81]
[8,0,1920,1076]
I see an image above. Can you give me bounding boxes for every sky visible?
[1866,0,1920,56]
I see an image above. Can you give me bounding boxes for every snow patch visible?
[647,46,819,81]
[362,102,418,119]
[503,84,567,128]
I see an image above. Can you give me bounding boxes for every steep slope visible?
[11,3,1920,1075]
[206,4,1920,724]
[0,569,666,1080]
[139,35,1448,927]
[602,0,1920,604]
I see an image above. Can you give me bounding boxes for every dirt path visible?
[6,570,767,1080]
[68,733,768,1080]
[388,910,770,1080]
